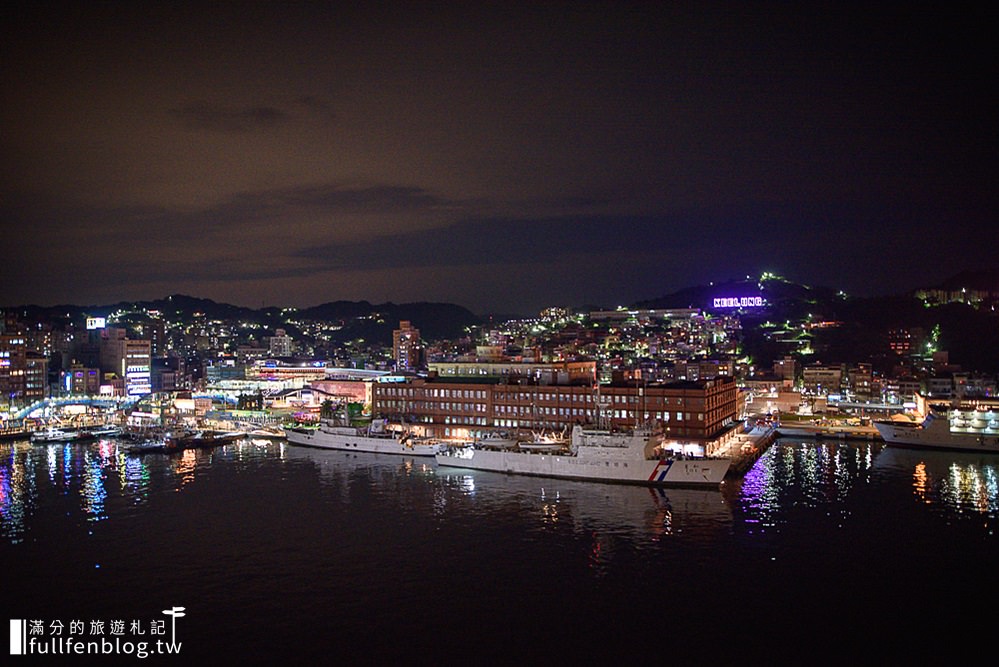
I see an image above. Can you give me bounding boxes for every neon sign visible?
[713,297,764,308]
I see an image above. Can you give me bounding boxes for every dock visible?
[774,424,881,441]
[719,425,778,477]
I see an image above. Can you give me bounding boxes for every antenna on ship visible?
[593,382,601,428]
[635,376,644,431]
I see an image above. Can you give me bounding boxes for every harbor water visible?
[2,436,996,663]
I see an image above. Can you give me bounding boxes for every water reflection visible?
[0,438,282,543]
[736,438,999,537]
[735,438,885,531]
[279,444,734,576]
[434,467,732,542]
[80,448,108,521]
[872,446,999,518]
[1,443,32,542]
[6,435,997,554]
[120,454,151,504]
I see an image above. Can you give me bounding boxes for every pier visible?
[719,424,778,477]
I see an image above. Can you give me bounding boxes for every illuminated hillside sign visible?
[86,317,106,330]
[712,296,765,308]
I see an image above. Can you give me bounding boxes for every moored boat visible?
[127,428,244,455]
[167,430,244,449]
[244,425,287,439]
[285,417,442,456]
[874,407,999,453]
[435,424,731,487]
[31,426,85,443]
[83,424,124,438]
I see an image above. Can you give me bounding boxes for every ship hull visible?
[434,449,730,487]
[286,429,441,456]
[874,422,999,453]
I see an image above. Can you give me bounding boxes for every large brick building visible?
[372,376,738,444]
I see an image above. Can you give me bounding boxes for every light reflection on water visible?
[872,445,999,522]
[735,437,999,535]
[3,436,998,544]
[737,439,882,523]
[2,436,998,661]
[80,448,107,521]
[0,438,237,541]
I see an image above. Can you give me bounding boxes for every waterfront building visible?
[393,321,422,371]
[0,331,28,410]
[372,375,738,446]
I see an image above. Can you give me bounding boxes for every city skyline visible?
[3,2,994,315]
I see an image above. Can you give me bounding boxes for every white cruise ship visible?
[435,424,731,487]
[874,406,999,453]
[285,418,443,456]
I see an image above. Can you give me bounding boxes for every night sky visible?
[3,2,994,315]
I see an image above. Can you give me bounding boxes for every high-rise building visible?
[24,352,49,402]
[133,318,167,357]
[393,321,422,371]
[0,331,28,410]
[100,328,151,397]
[122,339,152,397]
[269,329,293,357]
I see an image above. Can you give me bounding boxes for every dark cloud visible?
[2,2,995,311]
[170,103,289,133]
[295,216,689,270]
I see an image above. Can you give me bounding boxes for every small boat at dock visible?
[31,426,85,443]
[127,429,244,455]
[82,424,124,439]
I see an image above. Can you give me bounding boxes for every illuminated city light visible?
[713,297,765,309]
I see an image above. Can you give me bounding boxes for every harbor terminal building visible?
[370,375,740,456]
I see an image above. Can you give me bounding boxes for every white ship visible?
[435,424,731,487]
[874,406,999,453]
[84,424,124,438]
[31,426,84,443]
[285,418,443,456]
